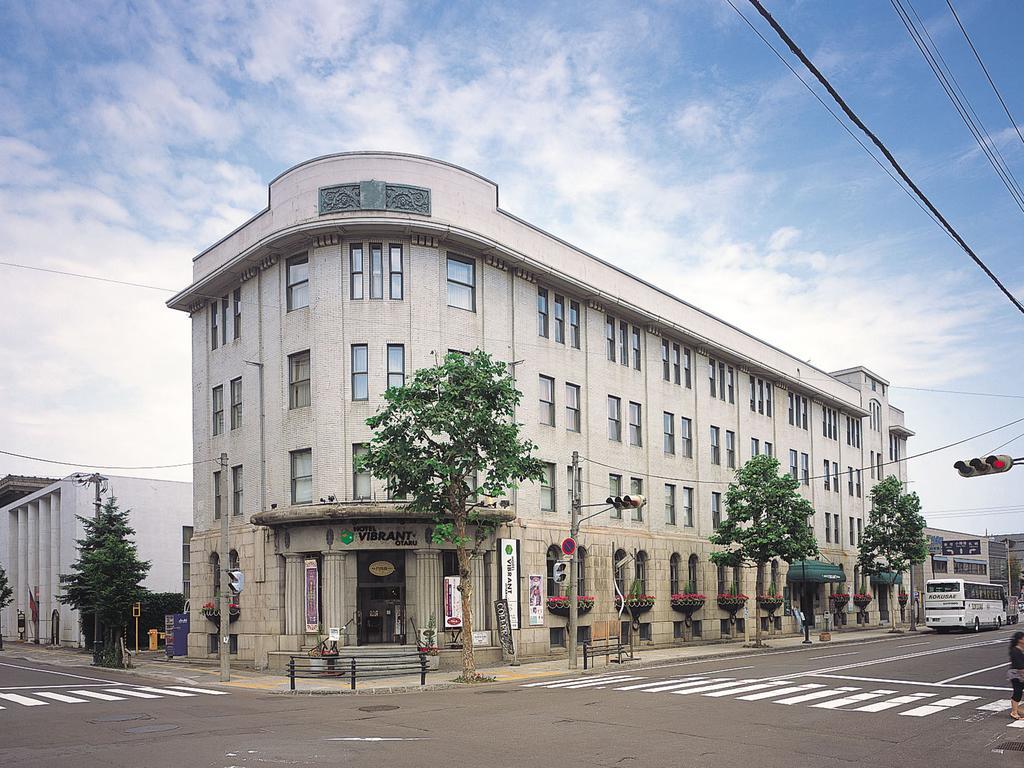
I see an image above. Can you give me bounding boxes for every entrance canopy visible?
[870,571,903,586]
[786,560,845,583]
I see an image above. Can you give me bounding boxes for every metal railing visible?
[287,650,428,691]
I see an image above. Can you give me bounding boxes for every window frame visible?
[553,294,565,344]
[663,411,675,455]
[628,401,643,447]
[388,243,403,299]
[607,396,622,442]
[288,350,311,409]
[290,448,313,505]
[539,375,556,426]
[369,242,384,299]
[351,344,369,401]
[537,287,549,338]
[565,383,581,432]
[446,253,476,311]
[231,465,243,516]
[286,254,310,311]
[232,288,241,340]
[350,243,364,300]
[387,344,405,390]
[229,377,242,430]
[569,300,580,349]
[212,385,224,436]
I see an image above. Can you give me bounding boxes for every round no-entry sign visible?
[561,537,577,556]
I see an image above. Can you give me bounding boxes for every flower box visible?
[547,595,595,617]
[829,593,850,610]
[717,593,749,616]
[615,595,655,615]
[852,593,873,609]
[201,602,240,624]
[757,595,784,614]
[897,592,909,605]
[670,593,706,616]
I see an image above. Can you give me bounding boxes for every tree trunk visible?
[754,562,763,648]
[890,588,897,632]
[453,515,477,680]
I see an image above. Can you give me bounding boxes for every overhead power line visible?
[734,0,1024,316]
[0,448,208,471]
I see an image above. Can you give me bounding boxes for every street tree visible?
[59,497,150,666]
[709,454,818,647]
[857,476,928,631]
[361,350,545,680]
[0,563,12,650]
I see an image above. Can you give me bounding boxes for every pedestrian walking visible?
[1009,631,1024,719]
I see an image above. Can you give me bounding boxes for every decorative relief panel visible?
[319,180,431,216]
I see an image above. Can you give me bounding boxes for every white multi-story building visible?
[0,474,193,646]
[168,152,912,668]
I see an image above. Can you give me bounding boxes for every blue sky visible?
[1,0,1022,535]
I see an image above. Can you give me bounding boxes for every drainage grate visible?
[358,704,400,713]
[994,742,1024,752]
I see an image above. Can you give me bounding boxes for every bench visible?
[287,649,428,691]
[581,619,634,670]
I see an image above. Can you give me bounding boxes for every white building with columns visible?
[0,474,192,646]
[168,152,912,670]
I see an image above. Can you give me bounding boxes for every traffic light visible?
[229,569,245,593]
[953,454,1014,478]
[605,495,648,510]
[552,561,569,584]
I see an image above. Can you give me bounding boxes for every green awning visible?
[870,572,903,586]
[786,560,845,583]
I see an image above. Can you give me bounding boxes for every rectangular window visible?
[565,383,581,432]
[619,321,629,366]
[230,377,242,430]
[665,484,676,525]
[766,383,773,417]
[856,469,862,497]
[607,396,622,441]
[823,459,831,490]
[835,514,841,546]
[801,453,809,485]
[231,465,243,516]
[672,343,682,385]
[709,358,717,398]
[800,396,808,429]
[727,367,735,404]
[870,450,876,479]
[291,448,312,505]
[848,466,854,496]
[683,347,692,388]
[609,474,622,519]
[537,288,549,338]
[832,462,840,494]
[539,375,555,426]
[566,464,581,511]
[725,430,736,468]
[212,385,224,436]
[628,402,643,446]
[210,301,219,350]
[351,344,368,401]
[286,254,309,311]
[719,362,726,402]
[764,441,773,458]
[387,344,405,389]
[825,513,832,543]
[553,294,565,344]
[233,288,241,340]
[388,243,403,299]
[221,297,229,345]
[710,426,721,465]
[788,393,794,425]
[352,444,370,500]
[350,244,364,299]
[213,470,222,520]
[712,492,722,529]
[446,255,475,311]
[569,301,580,349]
[540,463,555,512]
[369,242,384,299]
[857,518,863,544]
[683,487,694,527]
[663,412,675,454]
[605,315,616,361]
[751,438,760,456]
[680,417,693,458]
[631,327,641,371]
[850,517,855,546]
[630,477,644,521]
[750,375,756,412]
[789,450,799,480]
[662,339,671,381]
[182,526,193,598]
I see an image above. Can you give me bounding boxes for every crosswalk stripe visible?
[130,687,197,697]
[811,690,896,710]
[703,681,789,698]
[0,693,47,707]
[738,684,823,701]
[854,693,935,713]
[977,700,1011,712]
[1008,719,1024,728]
[168,686,230,696]
[542,676,638,689]
[104,688,161,699]
[33,692,89,704]
[642,678,731,693]
[523,678,579,687]
[69,690,126,701]
[774,687,860,705]
[672,680,758,696]
[899,695,979,718]
[559,676,646,689]
[615,678,703,691]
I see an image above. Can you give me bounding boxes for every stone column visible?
[471,554,488,637]
[50,493,62,644]
[414,549,442,643]
[321,551,348,636]
[16,507,28,637]
[284,554,305,636]
[38,496,51,645]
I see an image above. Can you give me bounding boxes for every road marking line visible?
[558,676,645,689]
[936,662,1009,685]
[808,652,859,660]
[327,737,429,741]
[977,700,1011,712]
[130,687,197,697]
[1008,719,1024,728]
[541,676,638,689]
[703,681,789,698]
[0,661,125,685]
[773,687,859,705]
[522,678,578,687]
[671,680,760,696]
[812,690,896,710]
[738,684,823,701]
[0,684,119,691]
[896,642,929,648]
[805,674,1005,691]
[614,678,703,691]
[854,693,935,712]
[0,693,48,706]
[33,692,88,704]
[899,695,979,717]
[69,690,126,701]
[168,686,231,696]
[643,678,733,693]
[699,665,755,674]
[104,688,161,699]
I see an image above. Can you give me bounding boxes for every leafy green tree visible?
[0,563,12,650]
[709,454,818,647]
[857,476,928,631]
[361,350,545,680]
[59,497,151,666]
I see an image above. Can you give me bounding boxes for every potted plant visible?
[417,613,441,669]
[717,584,749,618]
[546,595,595,617]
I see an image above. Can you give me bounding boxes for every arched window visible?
[210,552,221,599]
[688,554,700,593]
[717,564,727,596]
[577,546,587,597]
[546,545,562,598]
[634,551,648,594]
[670,553,682,595]
[770,560,780,593]
[869,400,881,431]
[853,565,861,594]
[613,548,628,596]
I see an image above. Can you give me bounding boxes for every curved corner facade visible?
[169,152,913,669]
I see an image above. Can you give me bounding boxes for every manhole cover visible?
[358,705,400,713]
[126,724,180,734]
[90,714,151,723]
[995,742,1024,752]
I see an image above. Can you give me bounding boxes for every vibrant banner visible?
[304,558,320,633]
[443,575,463,628]
[498,538,520,630]
[528,574,544,626]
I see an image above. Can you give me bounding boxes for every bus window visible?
[927,583,959,593]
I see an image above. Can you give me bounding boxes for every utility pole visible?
[218,452,231,683]
[567,451,581,670]
[72,472,107,663]
[908,563,917,632]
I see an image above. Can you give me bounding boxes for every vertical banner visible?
[443,575,463,628]
[528,574,544,626]
[498,538,520,629]
[304,557,320,633]
[494,599,515,656]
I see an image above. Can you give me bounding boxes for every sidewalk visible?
[0,626,914,695]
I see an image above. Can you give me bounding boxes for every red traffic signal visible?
[606,495,647,509]
[954,454,1014,478]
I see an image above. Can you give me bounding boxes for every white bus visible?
[925,579,1006,633]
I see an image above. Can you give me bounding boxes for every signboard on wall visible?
[443,576,463,628]
[304,558,320,633]
[498,538,520,630]
[528,574,544,626]
[942,539,981,556]
[927,535,943,555]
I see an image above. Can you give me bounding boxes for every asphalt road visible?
[2,629,1023,767]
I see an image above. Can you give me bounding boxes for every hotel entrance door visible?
[356,551,407,645]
